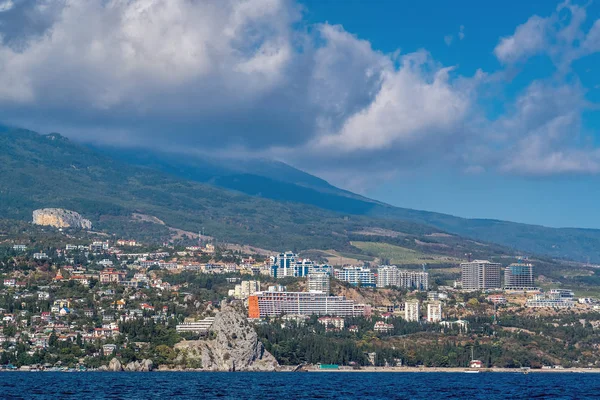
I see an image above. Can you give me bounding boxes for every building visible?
[427,301,442,322]
[3,279,15,287]
[526,291,575,308]
[335,267,376,287]
[270,251,297,278]
[404,300,420,322]
[504,263,534,289]
[374,321,394,333]
[318,316,345,330]
[376,266,429,290]
[293,259,314,277]
[90,241,109,252]
[549,289,574,299]
[487,294,507,305]
[248,291,369,318]
[175,317,215,335]
[228,280,260,299]
[440,320,469,332]
[460,260,501,291]
[12,245,27,252]
[99,268,126,283]
[307,272,330,294]
[103,344,117,356]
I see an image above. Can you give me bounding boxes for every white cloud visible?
[444,35,453,46]
[314,54,470,152]
[0,0,598,189]
[0,0,299,108]
[0,0,13,12]
[492,81,598,175]
[494,15,550,64]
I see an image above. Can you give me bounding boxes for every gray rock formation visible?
[32,208,92,229]
[108,358,123,371]
[124,359,154,372]
[174,305,279,371]
[140,359,154,372]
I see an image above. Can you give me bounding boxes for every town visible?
[1,229,600,372]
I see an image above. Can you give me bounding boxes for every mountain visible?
[0,128,447,252]
[2,126,600,262]
[98,143,600,262]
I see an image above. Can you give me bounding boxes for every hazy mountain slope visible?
[96,144,600,262]
[95,146,379,215]
[0,128,441,251]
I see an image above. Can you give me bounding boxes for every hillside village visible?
[1,221,600,372]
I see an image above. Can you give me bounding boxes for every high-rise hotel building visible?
[504,263,534,289]
[460,260,501,290]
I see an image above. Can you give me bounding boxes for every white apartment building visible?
[427,301,442,322]
[335,267,376,287]
[307,272,330,294]
[376,266,429,290]
[404,300,420,322]
[229,280,260,299]
[318,316,345,329]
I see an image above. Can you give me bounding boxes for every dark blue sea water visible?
[0,372,598,399]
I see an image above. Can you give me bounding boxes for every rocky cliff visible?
[98,358,153,372]
[32,208,92,229]
[173,305,279,371]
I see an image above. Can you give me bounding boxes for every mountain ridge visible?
[93,139,600,262]
[2,126,600,262]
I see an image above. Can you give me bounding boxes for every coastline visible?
[5,367,599,373]
[300,366,600,373]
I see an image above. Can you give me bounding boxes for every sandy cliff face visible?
[174,305,279,371]
[32,208,92,229]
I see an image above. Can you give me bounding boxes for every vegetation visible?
[351,241,461,265]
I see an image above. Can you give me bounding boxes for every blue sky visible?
[0,0,599,228]
[300,0,600,227]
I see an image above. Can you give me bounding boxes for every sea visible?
[1,372,598,399]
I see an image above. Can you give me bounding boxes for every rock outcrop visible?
[124,359,154,372]
[32,208,92,229]
[99,358,152,372]
[108,358,123,371]
[174,305,279,371]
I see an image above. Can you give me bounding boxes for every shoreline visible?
[4,367,599,373]
[299,366,600,373]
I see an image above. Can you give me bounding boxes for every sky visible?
[0,0,600,228]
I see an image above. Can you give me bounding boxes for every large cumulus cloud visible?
[0,0,599,190]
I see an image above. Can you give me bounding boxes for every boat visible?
[464,370,480,373]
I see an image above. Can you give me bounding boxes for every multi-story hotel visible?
[526,290,575,308]
[427,301,442,322]
[460,260,501,290]
[307,272,330,294]
[248,291,370,318]
[504,263,534,289]
[270,251,297,278]
[404,300,420,322]
[270,252,332,279]
[334,266,376,287]
[376,266,429,290]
